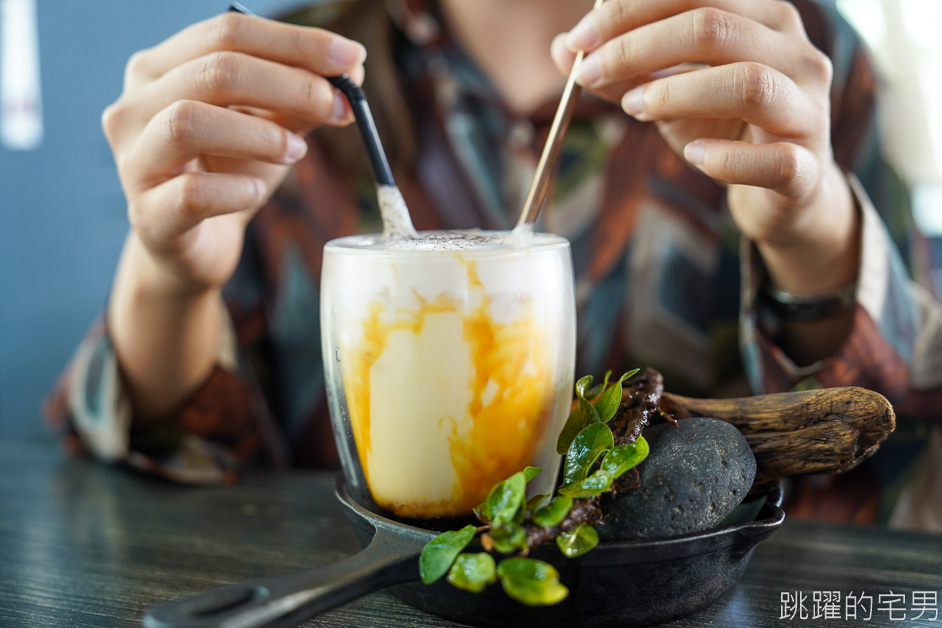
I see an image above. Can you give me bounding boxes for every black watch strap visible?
[758,283,857,322]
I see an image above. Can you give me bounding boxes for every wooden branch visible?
[655,387,896,485]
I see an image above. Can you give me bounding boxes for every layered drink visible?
[321,231,575,518]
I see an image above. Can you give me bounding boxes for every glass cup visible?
[321,231,576,519]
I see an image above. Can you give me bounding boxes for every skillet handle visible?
[142,531,420,628]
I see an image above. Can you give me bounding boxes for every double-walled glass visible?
[321,232,575,519]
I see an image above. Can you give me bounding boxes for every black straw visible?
[325,75,396,187]
[228,3,396,187]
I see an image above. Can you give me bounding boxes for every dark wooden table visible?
[2,441,941,627]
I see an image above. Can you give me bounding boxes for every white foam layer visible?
[325,237,571,322]
[329,229,566,253]
[377,231,527,251]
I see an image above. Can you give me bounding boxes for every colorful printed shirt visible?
[46,0,942,530]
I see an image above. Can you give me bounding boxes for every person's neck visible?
[438,0,593,116]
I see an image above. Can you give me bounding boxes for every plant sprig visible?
[419,369,648,606]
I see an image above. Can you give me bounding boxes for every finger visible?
[683,138,819,199]
[550,33,577,76]
[566,0,806,52]
[621,63,820,138]
[575,9,813,90]
[348,63,366,86]
[125,100,307,190]
[133,172,267,245]
[551,32,659,104]
[126,52,354,135]
[126,12,366,87]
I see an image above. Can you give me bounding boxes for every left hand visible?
[551,0,858,293]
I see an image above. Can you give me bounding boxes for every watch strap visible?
[758,283,857,322]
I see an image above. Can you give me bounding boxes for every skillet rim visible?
[335,475,785,565]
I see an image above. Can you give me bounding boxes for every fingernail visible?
[622,86,644,118]
[330,91,348,122]
[329,37,367,67]
[567,16,599,51]
[684,141,705,167]
[576,54,602,87]
[285,132,308,162]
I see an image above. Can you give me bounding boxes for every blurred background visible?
[0,0,299,441]
[0,0,940,442]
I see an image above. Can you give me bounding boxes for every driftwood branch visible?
[652,387,896,485]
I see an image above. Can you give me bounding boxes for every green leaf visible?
[600,436,650,479]
[556,376,601,454]
[477,472,527,525]
[556,404,584,455]
[563,423,614,485]
[558,470,614,498]
[577,387,601,424]
[420,524,478,584]
[447,553,497,593]
[574,374,594,398]
[513,502,526,526]
[593,369,640,423]
[526,494,550,510]
[556,523,599,558]
[532,496,574,528]
[490,522,529,554]
[497,558,569,606]
[522,466,542,483]
[585,370,612,400]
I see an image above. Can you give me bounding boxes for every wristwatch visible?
[756,282,857,338]
[759,283,857,321]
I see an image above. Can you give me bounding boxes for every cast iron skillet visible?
[143,477,784,628]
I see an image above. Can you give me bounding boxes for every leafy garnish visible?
[447,553,497,593]
[556,405,585,456]
[556,369,638,453]
[477,471,527,525]
[489,522,529,554]
[420,524,478,584]
[584,370,612,401]
[556,376,601,454]
[600,437,650,480]
[532,496,574,528]
[556,523,599,558]
[563,423,614,485]
[593,369,639,423]
[526,494,550,510]
[497,558,569,606]
[420,368,647,605]
[558,469,614,498]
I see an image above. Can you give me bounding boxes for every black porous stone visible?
[597,417,756,541]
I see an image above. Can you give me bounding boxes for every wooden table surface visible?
[2,441,941,627]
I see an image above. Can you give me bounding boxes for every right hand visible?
[103,12,366,292]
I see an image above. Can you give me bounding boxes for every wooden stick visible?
[515,0,605,228]
[656,387,896,485]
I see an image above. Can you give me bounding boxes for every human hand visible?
[103,12,366,292]
[551,0,857,292]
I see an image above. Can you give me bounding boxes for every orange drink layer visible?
[322,232,575,519]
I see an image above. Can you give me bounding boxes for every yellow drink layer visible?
[342,261,556,518]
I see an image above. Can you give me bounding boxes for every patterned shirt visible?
[46,0,942,530]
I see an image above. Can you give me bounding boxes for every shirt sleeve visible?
[740,175,938,405]
[43,303,287,484]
